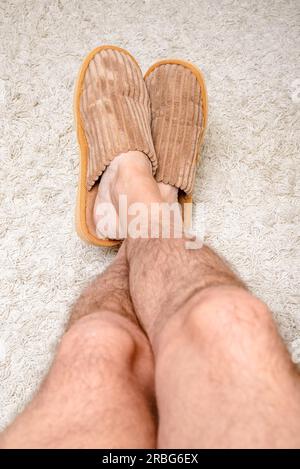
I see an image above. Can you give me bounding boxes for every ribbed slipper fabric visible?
[145,60,207,195]
[79,47,157,190]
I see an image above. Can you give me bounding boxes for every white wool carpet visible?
[0,0,299,430]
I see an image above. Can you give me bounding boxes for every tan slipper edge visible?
[74,45,156,247]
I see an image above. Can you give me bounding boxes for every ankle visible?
[157,182,178,204]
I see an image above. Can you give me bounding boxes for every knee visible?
[58,312,153,381]
[186,286,272,338]
[160,286,276,362]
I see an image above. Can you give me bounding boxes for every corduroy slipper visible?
[74,45,157,247]
[144,59,208,224]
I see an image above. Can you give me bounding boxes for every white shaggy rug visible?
[0,0,299,430]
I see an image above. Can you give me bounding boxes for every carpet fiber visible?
[0,0,299,429]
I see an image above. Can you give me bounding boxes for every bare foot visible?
[93,151,181,239]
[93,151,162,239]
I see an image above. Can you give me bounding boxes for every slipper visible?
[74,45,157,247]
[144,59,208,228]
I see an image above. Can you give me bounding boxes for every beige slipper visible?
[144,59,208,225]
[74,45,157,247]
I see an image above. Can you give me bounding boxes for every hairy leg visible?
[0,247,156,448]
[124,238,300,448]
[92,149,300,447]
